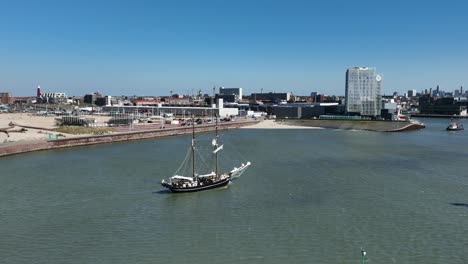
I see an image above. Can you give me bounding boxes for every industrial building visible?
[419,95,468,116]
[250,92,291,103]
[219,87,242,101]
[84,92,103,105]
[270,103,343,119]
[216,94,236,103]
[102,99,238,117]
[37,92,67,104]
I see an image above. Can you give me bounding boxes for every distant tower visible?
[211,85,215,106]
[461,86,463,95]
[37,85,41,97]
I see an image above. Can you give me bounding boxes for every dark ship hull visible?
[161,177,230,193]
[447,127,464,131]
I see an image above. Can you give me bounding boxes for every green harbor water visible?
[1,118,467,264]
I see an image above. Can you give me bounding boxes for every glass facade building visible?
[345,67,382,117]
[219,87,243,101]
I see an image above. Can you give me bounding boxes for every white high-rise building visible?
[345,67,382,117]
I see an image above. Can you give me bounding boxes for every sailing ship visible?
[161,115,251,193]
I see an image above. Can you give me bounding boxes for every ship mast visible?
[215,114,219,178]
[192,115,196,181]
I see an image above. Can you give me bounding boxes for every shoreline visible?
[0,113,265,157]
[0,113,425,158]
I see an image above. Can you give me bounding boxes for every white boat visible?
[447,120,464,131]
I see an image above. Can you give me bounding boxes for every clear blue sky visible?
[1,0,467,96]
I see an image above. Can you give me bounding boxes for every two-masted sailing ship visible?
[161,116,251,193]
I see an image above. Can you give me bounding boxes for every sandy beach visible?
[0,113,111,144]
[241,119,322,129]
[0,113,58,143]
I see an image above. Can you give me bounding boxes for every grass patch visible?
[55,126,112,135]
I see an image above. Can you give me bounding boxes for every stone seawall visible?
[0,121,259,157]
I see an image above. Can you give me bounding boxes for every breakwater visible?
[0,120,259,157]
[280,119,425,132]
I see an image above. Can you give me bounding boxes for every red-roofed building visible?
[14,97,35,104]
[0,92,13,104]
[133,99,161,106]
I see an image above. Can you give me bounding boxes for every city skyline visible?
[1,0,467,96]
